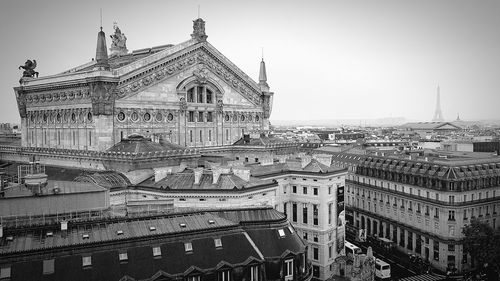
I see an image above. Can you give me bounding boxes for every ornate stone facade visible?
[14,18,274,151]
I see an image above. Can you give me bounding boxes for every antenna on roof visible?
[100,8,103,30]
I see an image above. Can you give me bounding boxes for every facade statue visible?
[110,22,128,55]
[19,60,39,82]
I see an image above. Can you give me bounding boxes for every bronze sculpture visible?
[19,59,39,83]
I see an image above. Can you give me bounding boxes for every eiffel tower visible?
[432,85,444,122]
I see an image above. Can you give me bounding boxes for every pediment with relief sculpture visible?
[115,43,263,107]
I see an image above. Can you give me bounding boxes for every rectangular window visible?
[292,203,297,222]
[313,204,319,226]
[119,252,128,262]
[207,112,213,122]
[197,86,204,103]
[198,112,204,122]
[303,205,308,224]
[82,256,92,267]
[188,111,195,122]
[435,208,439,218]
[434,241,440,261]
[328,203,332,225]
[303,187,307,194]
[329,245,332,259]
[206,89,213,103]
[43,259,55,275]
[153,246,162,257]
[283,202,287,217]
[448,210,455,221]
[285,259,294,279]
[0,266,11,279]
[208,130,212,141]
[313,188,318,195]
[449,196,455,204]
[226,129,229,141]
[199,130,203,142]
[185,242,193,252]
[220,270,231,281]
[448,244,455,252]
[187,88,194,102]
[250,266,259,281]
[293,186,297,193]
[313,247,319,260]
[188,276,200,281]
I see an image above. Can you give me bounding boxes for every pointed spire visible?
[95,27,110,70]
[259,49,269,91]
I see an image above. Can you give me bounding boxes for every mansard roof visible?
[0,207,302,281]
[358,153,500,181]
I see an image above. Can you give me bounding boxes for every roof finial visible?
[261,47,264,61]
[100,8,103,30]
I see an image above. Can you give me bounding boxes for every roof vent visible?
[149,226,156,232]
[117,230,124,235]
[46,231,54,237]
[82,234,90,239]
[180,223,187,228]
[208,220,215,224]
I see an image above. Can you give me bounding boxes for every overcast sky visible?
[1,0,499,124]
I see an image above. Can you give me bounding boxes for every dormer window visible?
[185,242,193,252]
[214,238,222,248]
[220,270,231,281]
[153,246,162,257]
[284,259,294,280]
[278,229,286,238]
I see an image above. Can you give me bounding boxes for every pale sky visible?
[1,0,499,124]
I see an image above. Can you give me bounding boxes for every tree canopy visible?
[462,219,500,278]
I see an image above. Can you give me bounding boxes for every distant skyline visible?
[1,0,499,124]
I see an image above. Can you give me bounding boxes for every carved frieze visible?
[26,108,93,126]
[24,87,90,106]
[115,47,262,107]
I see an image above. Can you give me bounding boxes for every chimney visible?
[212,166,222,184]
[193,168,203,185]
[313,154,332,167]
[301,155,312,168]
[232,167,250,182]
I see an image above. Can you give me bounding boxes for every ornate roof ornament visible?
[110,22,128,56]
[191,18,207,41]
[19,59,39,83]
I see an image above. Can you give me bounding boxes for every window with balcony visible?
[448,210,455,221]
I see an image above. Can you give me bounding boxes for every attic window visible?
[82,256,92,268]
[149,226,156,232]
[6,236,13,242]
[46,231,54,237]
[287,225,295,234]
[214,238,222,248]
[278,229,286,238]
[180,223,187,228]
[43,259,55,275]
[152,246,162,257]
[0,266,11,279]
[185,242,193,252]
[116,230,124,235]
[119,252,128,262]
